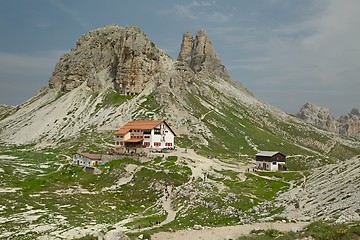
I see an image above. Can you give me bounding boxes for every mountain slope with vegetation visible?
[0,25,359,168]
[0,25,360,239]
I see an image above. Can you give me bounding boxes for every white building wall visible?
[270,161,278,171]
[256,161,280,171]
[151,127,162,148]
[148,123,175,149]
[73,154,99,167]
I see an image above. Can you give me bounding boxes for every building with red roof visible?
[113,120,176,153]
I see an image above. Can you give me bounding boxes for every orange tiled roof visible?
[114,120,165,135]
[114,128,130,135]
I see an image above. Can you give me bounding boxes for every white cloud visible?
[167,1,231,23]
[279,0,360,86]
[220,0,360,115]
[192,1,213,7]
[173,4,198,20]
[228,57,270,71]
[50,0,89,29]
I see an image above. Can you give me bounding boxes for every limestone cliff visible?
[49,25,167,95]
[297,103,337,133]
[177,29,229,79]
[298,103,360,138]
[338,108,360,138]
[0,25,244,145]
[1,24,359,166]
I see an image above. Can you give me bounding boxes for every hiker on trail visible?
[149,220,154,227]
[203,172,207,182]
[294,202,300,210]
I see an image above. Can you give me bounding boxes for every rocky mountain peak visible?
[297,102,337,132]
[338,109,360,137]
[49,25,168,95]
[298,103,360,138]
[350,108,360,116]
[48,25,232,97]
[177,29,229,79]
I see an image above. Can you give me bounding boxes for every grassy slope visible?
[0,144,191,238]
[175,82,360,170]
[1,82,360,238]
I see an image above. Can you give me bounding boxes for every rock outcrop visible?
[338,109,360,138]
[177,29,229,79]
[276,156,360,223]
[298,103,360,138]
[49,25,167,95]
[297,103,337,132]
[1,23,360,166]
[0,25,243,145]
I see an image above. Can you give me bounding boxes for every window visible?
[144,136,150,138]
[120,142,123,146]
[144,129,151,134]
[116,141,119,145]
[154,128,161,135]
[165,142,173,146]
[154,142,161,147]
[272,161,277,165]
[143,142,150,147]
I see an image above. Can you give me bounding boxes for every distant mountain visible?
[0,25,359,169]
[297,103,360,138]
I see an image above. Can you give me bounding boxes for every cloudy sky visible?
[0,0,359,116]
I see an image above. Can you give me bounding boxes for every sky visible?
[0,0,359,116]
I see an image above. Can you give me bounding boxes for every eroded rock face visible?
[297,103,337,133]
[276,156,360,223]
[177,29,229,79]
[298,103,360,138]
[338,109,360,138]
[49,25,164,95]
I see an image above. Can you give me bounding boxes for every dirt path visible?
[165,148,253,181]
[152,221,309,240]
[161,185,177,225]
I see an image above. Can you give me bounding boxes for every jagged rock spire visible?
[178,32,193,63]
[177,29,229,79]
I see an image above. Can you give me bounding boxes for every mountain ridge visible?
[0,24,359,169]
[1,24,360,239]
[297,102,360,138]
